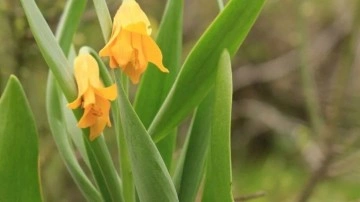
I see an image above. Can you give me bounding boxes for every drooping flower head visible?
[68,53,117,140]
[99,0,169,84]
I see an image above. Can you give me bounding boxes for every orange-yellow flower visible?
[99,0,169,84]
[68,53,117,140]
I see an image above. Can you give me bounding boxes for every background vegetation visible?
[1,0,360,201]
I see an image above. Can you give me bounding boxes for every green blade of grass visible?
[0,76,42,202]
[148,0,266,142]
[115,69,179,202]
[202,50,233,202]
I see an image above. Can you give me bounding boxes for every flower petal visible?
[89,119,107,140]
[78,106,97,128]
[110,30,134,68]
[123,22,149,36]
[83,55,105,89]
[142,35,169,73]
[73,55,90,97]
[89,96,111,140]
[94,84,117,101]
[117,0,151,35]
[67,97,82,109]
[123,63,143,84]
[83,87,96,108]
[131,32,148,70]
[99,27,121,57]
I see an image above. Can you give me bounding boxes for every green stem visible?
[113,70,135,202]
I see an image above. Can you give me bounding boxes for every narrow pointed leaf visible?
[174,92,213,202]
[202,50,233,202]
[149,0,265,141]
[92,0,112,42]
[19,0,76,101]
[55,0,87,54]
[0,76,42,202]
[115,70,178,202]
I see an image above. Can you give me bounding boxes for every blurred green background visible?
[1,0,360,201]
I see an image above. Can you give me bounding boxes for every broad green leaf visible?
[20,1,123,201]
[202,50,233,202]
[115,69,178,202]
[148,0,266,141]
[0,76,42,202]
[134,0,183,169]
[174,92,213,202]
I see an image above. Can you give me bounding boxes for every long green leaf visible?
[134,0,183,169]
[0,76,42,202]
[55,0,87,54]
[115,69,179,202]
[173,92,213,202]
[149,0,266,141]
[20,1,123,201]
[92,0,112,42]
[202,50,233,202]
[19,0,76,101]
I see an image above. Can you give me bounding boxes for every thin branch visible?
[295,145,335,202]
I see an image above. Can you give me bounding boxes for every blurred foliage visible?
[1,0,360,201]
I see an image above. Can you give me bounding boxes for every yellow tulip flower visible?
[68,54,117,140]
[99,0,169,84]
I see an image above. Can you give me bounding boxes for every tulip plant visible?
[0,0,265,201]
